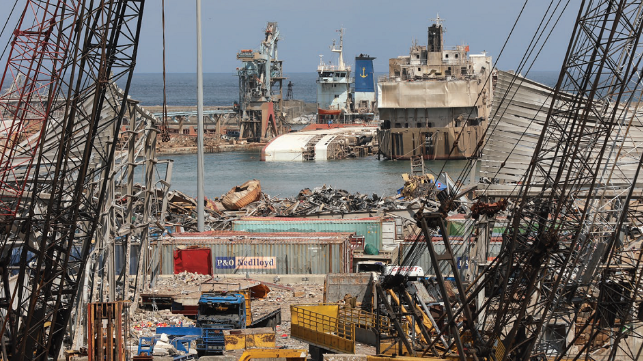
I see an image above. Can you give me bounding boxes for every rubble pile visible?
[130,309,195,341]
[128,278,326,354]
[147,180,427,232]
[239,185,410,218]
[154,271,213,292]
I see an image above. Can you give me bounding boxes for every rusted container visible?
[152,231,352,275]
[232,217,383,250]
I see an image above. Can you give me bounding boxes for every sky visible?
[0,0,580,74]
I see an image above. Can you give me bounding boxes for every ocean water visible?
[123,72,322,106]
[124,70,559,107]
[128,71,559,198]
[156,153,474,199]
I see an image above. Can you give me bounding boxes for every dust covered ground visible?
[130,272,375,358]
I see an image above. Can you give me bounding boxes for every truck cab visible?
[355,260,386,274]
[196,293,246,355]
[383,265,425,280]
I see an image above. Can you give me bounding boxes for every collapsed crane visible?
[0,1,145,360]
[381,1,643,360]
[236,22,285,142]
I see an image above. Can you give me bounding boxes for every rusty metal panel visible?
[88,302,128,361]
[324,273,373,303]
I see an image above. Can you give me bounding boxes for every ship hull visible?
[377,123,485,160]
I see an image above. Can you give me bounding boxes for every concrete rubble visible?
[129,272,335,356]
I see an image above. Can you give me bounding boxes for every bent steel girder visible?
[0,1,145,360]
[468,1,643,360]
[0,0,82,217]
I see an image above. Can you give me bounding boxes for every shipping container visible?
[232,217,383,250]
[151,231,352,275]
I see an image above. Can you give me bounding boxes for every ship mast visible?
[331,28,346,71]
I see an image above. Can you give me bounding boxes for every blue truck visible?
[154,290,281,356]
[195,293,246,355]
[153,292,246,356]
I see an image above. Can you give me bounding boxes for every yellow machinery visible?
[224,327,275,351]
[238,348,308,361]
[290,304,355,354]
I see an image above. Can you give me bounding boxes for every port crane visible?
[237,22,284,142]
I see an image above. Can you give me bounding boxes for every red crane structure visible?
[0,0,82,216]
[0,1,145,360]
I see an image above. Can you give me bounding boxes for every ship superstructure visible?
[353,54,377,115]
[377,16,493,160]
[316,29,375,124]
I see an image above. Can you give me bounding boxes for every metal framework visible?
[387,1,643,361]
[0,1,145,360]
[0,0,82,217]
[237,22,284,142]
[471,1,643,359]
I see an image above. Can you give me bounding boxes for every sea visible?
[123,71,559,199]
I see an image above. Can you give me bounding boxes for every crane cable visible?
[161,0,170,142]
[0,0,20,63]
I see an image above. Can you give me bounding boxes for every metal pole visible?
[196,0,205,232]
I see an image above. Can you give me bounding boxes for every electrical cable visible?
[0,0,20,63]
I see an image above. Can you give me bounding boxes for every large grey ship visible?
[377,16,493,160]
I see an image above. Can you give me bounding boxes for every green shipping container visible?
[232,217,383,250]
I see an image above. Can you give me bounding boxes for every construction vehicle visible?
[156,290,281,356]
[195,293,247,355]
[238,349,307,361]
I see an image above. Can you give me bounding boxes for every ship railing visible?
[378,75,396,83]
[442,59,467,66]
[317,65,352,72]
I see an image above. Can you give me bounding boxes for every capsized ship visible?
[377,16,493,160]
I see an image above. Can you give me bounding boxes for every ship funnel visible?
[355,55,375,93]
[428,24,442,53]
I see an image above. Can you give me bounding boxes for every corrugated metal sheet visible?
[400,240,502,276]
[114,244,140,275]
[232,217,383,250]
[382,221,395,244]
[153,231,351,275]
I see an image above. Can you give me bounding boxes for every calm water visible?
[123,72,323,106]
[124,71,560,107]
[129,71,559,198]
[156,152,475,198]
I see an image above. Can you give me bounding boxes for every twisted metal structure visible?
[473,1,643,359]
[0,1,145,360]
[390,1,643,360]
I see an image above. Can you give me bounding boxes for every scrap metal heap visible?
[382,1,643,360]
[236,22,285,142]
[0,0,145,360]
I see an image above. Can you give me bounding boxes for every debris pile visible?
[151,180,427,232]
[130,309,195,339]
[243,185,407,217]
[400,173,437,199]
[154,271,213,291]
